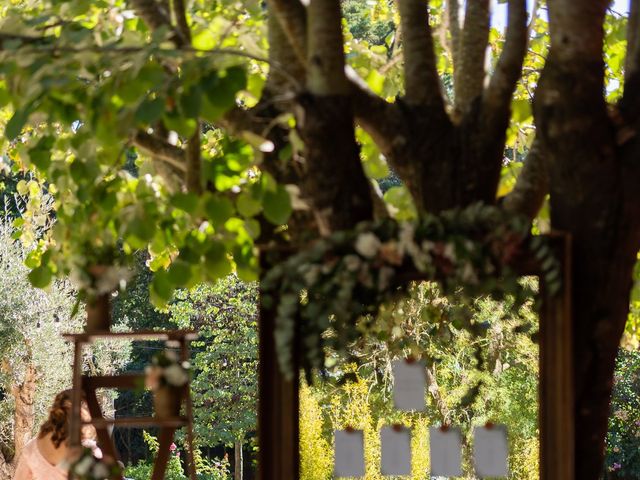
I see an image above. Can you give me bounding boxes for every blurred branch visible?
[132,131,187,172]
[397,0,444,107]
[307,0,348,95]
[455,0,490,110]
[483,0,528,129]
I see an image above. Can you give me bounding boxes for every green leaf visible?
[16,180,28,196]
[263,184,292,225]
[512,99,532,123]
[168,259,192,287]
[180,86,202,118]
[28,265,52,288]
[163,111,197,137]
[202,67,246,113]
[203,195,235,228]
[193,28,216,50]
[171,192,199,214]
[151,269,174,301]
[383,185,417,221]
[6,107,31,140]
[0,84,10,108]
[135,97,165,125]
[29,136,55,171]
[204,241,232,279]
[236,192,263,217]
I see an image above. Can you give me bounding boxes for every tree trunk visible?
[257,289,299,480]
[535,1,640,471]
[234,439,243,480]
[11,364,37,464]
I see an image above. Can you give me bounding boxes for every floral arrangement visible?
[145,349,191,390]
[68,448,122,480]
[261,203,561,379]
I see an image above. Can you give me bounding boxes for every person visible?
[13,390,98,480]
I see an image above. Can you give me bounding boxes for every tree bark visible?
[234,439,243,480]
[534,2,640,477]
[11,364,37,464]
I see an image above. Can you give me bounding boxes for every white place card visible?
[380,426,412,476]
[392,359,426,411]
[429,426,462,477]
[473,425,509,478]
[334,429,365,478]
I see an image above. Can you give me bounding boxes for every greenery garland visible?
[261,203,562,379]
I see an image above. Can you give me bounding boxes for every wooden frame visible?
[64,330,199,480]
[258,233,574,480]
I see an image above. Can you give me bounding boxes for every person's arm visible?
[13,455,34,480]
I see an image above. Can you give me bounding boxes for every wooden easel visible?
[64,330,199,480]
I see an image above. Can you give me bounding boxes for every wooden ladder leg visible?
[83,383,120,462]
[180,338,197,480]
[152,427,177,480]
[70,339,84,448]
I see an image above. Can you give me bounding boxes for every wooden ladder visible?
[64,330,198,480]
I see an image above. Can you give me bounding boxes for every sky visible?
[492,0,630,29]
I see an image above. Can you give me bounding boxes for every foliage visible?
[299,281,540,479]
[343,0,395,47]
[168,275,258,446]
[605,350,640,478]
[299,383,332,480]
[0,0,286,301]
[124,432,230,480]
[0,219,132,452]
[68,447,122,480]
[262,203,560,378]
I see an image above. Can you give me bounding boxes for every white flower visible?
[343,255,362,272]
[74,456,95,476]
[355,233,381,258]
[92,462,110,479]
[164,364,189,387]
[378,267,395,291]
[443,242,456,262]
[397,222,415,253]
[461,262,478,284]
[302,265,321,286]
[164,350,179,362]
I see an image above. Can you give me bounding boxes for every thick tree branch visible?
[627,0,640,76]
[502,138,548,220]
[397,0,444,107]
[620,0,640,124]
[265,10,306,94]
[267,0,307,68]
[455,0,490,110]
[350,80,405,158]
[307,0,348,95]
[133,131,187,172]
[546,0,609,61]
[446,0,461,67]
[169,0,202,193]
[172,0,192,44]
[483,0,527,124]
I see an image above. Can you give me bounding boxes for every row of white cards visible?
[334,425,509,478]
